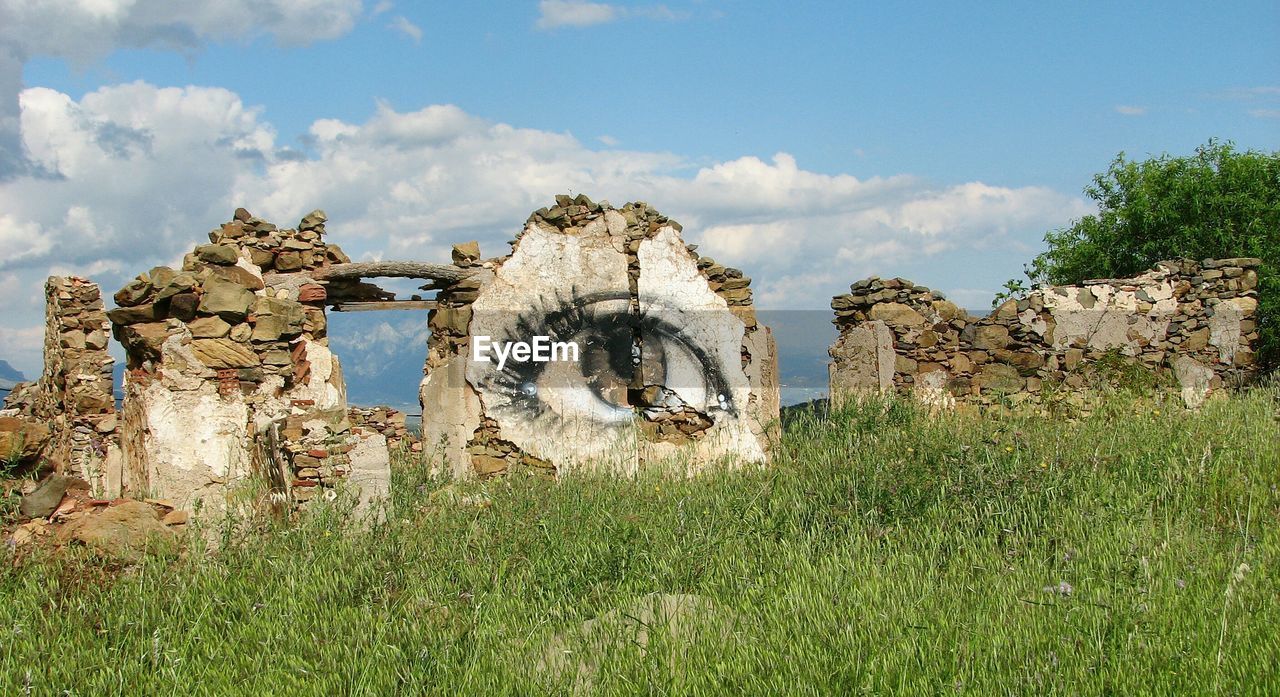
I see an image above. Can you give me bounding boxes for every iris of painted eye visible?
[480,291,737,426]
[578,325,637,409]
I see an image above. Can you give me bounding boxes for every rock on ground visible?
[18,474,77,519]
[56,500,177,562]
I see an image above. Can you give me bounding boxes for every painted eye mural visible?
[477,290,737,429]
[420,200,779,478]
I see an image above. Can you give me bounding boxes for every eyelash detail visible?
[475,288,738,430]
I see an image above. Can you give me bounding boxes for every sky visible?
[0,0,1276,378]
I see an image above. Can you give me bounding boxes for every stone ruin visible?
[1,278,120,495]
[347,406,418,452]
[829,258,1263,410]
[421,196,780,477]
[106,208,393,518]
[4,197,780,525]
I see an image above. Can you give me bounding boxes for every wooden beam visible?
[329,299,438,312]
[313,261,474,284]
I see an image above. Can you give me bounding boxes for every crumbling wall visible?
[1,277,121,495]
[108,209,389,517]
[348,406,419,452]
[829,258,1263,409]
[420,197,779,478]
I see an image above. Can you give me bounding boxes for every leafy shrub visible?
[1017,140,1279,367]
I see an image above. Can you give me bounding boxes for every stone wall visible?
[1,277,120,494]
[830,258,1263,409]
[421,197,779,478]
[348,406,419,452]
[108,209,389,517]
[11,197,780,515]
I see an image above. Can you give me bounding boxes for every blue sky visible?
[1,0,1277,376]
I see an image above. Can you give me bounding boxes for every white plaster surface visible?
[1209,300,1246,364]
[420,354,483,478]
[347,431,391,520]
[829,320,895,405]
[637,227,767,468]
[1173,355,1215,408]
[1040,278,1176,353]
[467,221,637,470]
[131,378,251,514]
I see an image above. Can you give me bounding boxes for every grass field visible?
[2,387,1278,695]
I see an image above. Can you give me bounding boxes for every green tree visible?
[1024,139,1279,368]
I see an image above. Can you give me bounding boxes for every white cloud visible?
[0,0,364,177]
[536,1,621,29]
[388,15,422,43]
[1115,105,1147,116]
[1213,85,1280,100]
[534,1,685,30]
[597,134,620,146]
[0,324,43,378]
[0,0,362,58]
[0,82,1088,371]
[5,82,275,270]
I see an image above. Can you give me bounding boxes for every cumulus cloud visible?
[0,81,1090,375]
[534,1,684,30]
[0,0,363,178]
[3,82,276,270]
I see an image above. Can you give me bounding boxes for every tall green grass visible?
[2,387,1277,695]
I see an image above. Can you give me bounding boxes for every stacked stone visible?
[109,209,389,515]
[464,416,554,477]
[1153,258,1261,366]
[347,406,420,451]
[109,210,341,393]
[276,407,356,503]
[0,277,118,490]
[206,208,349,274]
[424,240,484,373]
[205,207,339,344]
[829,258,1263,409]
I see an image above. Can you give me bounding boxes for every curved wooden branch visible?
[313,261,475,284]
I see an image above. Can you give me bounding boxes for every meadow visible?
[2,387,1277,695]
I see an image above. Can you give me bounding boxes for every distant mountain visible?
[0,359,27,391]
[327,310,432,412]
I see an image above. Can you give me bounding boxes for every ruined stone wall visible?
[829,258,1263,409]
[421,197,779,478]
[348,406,419,452]
[108,209,388,516]
[1,277,120,494]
